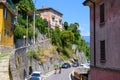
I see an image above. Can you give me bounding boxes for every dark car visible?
[28,71,41,80]
[29,77,40,80]
[61,62,71,68]
[72,62,79,67]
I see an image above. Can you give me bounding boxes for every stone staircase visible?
[0,53,10,80]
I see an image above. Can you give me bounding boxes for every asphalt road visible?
[45,67,74,80]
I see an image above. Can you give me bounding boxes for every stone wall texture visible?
[76,50,87,65]
[0,45,13,53]
[9,39,61,80]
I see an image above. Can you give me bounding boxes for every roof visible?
[0,2,17,15]
[83,0,95,6]
[37,7,63,16]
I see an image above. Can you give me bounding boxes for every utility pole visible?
[26,15,28,46]
[33,11,35,44]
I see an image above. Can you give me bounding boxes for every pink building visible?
[37,6,63,29]
[83,0,120,80]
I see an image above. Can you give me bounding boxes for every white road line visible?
[69,69,74,80]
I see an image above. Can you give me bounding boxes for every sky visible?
[33,0,90,36]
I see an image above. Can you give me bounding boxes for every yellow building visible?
[0,1,16,47]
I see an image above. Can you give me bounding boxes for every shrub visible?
[14,24,26,39]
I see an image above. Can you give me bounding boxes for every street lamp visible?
[26,15,28,46]
[23,35,26,46]
[33,11,35,44]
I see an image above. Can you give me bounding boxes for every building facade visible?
[0,1,16,47]
[37,6,63,29]
[83,0,120,80]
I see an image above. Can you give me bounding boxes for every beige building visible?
[37,6,63,29]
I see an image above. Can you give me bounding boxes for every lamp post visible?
[33,11,39,44]
[26,15,28,46]
[33,11,35,44]
[23,35,26,46]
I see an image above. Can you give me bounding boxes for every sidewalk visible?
[0,53,10,80]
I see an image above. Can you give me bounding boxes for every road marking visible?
[69,68,75,80]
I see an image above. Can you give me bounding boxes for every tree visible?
[54,27,62,46]
[12,0,19,4]
[28,27,33,39]
[69,23,79,32]
[64,22,69,30]
[35,16,48,34]
[74,30,81,40]
[74,22,79,29]
[60,30,74,47]
[17,0,35,18]
[17,0,35,12]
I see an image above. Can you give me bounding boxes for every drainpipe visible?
[83,0,96,66]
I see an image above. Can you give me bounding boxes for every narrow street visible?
[44,67,75,80]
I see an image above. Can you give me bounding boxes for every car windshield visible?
[31,73,40,77]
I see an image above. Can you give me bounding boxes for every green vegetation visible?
[45,22,90,60]
[35,16,48,34]
[13,0,90,61]
[14,24,26,39]
[27,50,38,66]
[27,50,38,59]
[39,22,90,60]
[14,0,48,40]
[14,0,36,40]
[0,53,9,62]
[0,53,9,58]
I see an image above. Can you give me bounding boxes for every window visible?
[100,40,106,63]
[59,19,62,25]
[11,16,14,24]
[52,16,55,22]
[100,3,105,23]
[44,11,47,16]
[4,7,7,19]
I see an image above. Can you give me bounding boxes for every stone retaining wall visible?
[9,48,28,80]
[0,45,13,53]
[9,39,60,80]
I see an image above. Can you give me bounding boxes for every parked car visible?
[28,71,41,80]
[72,62,79,67]
[81,61,90,68]
[29,77,40,80]
[61,62,71,68]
